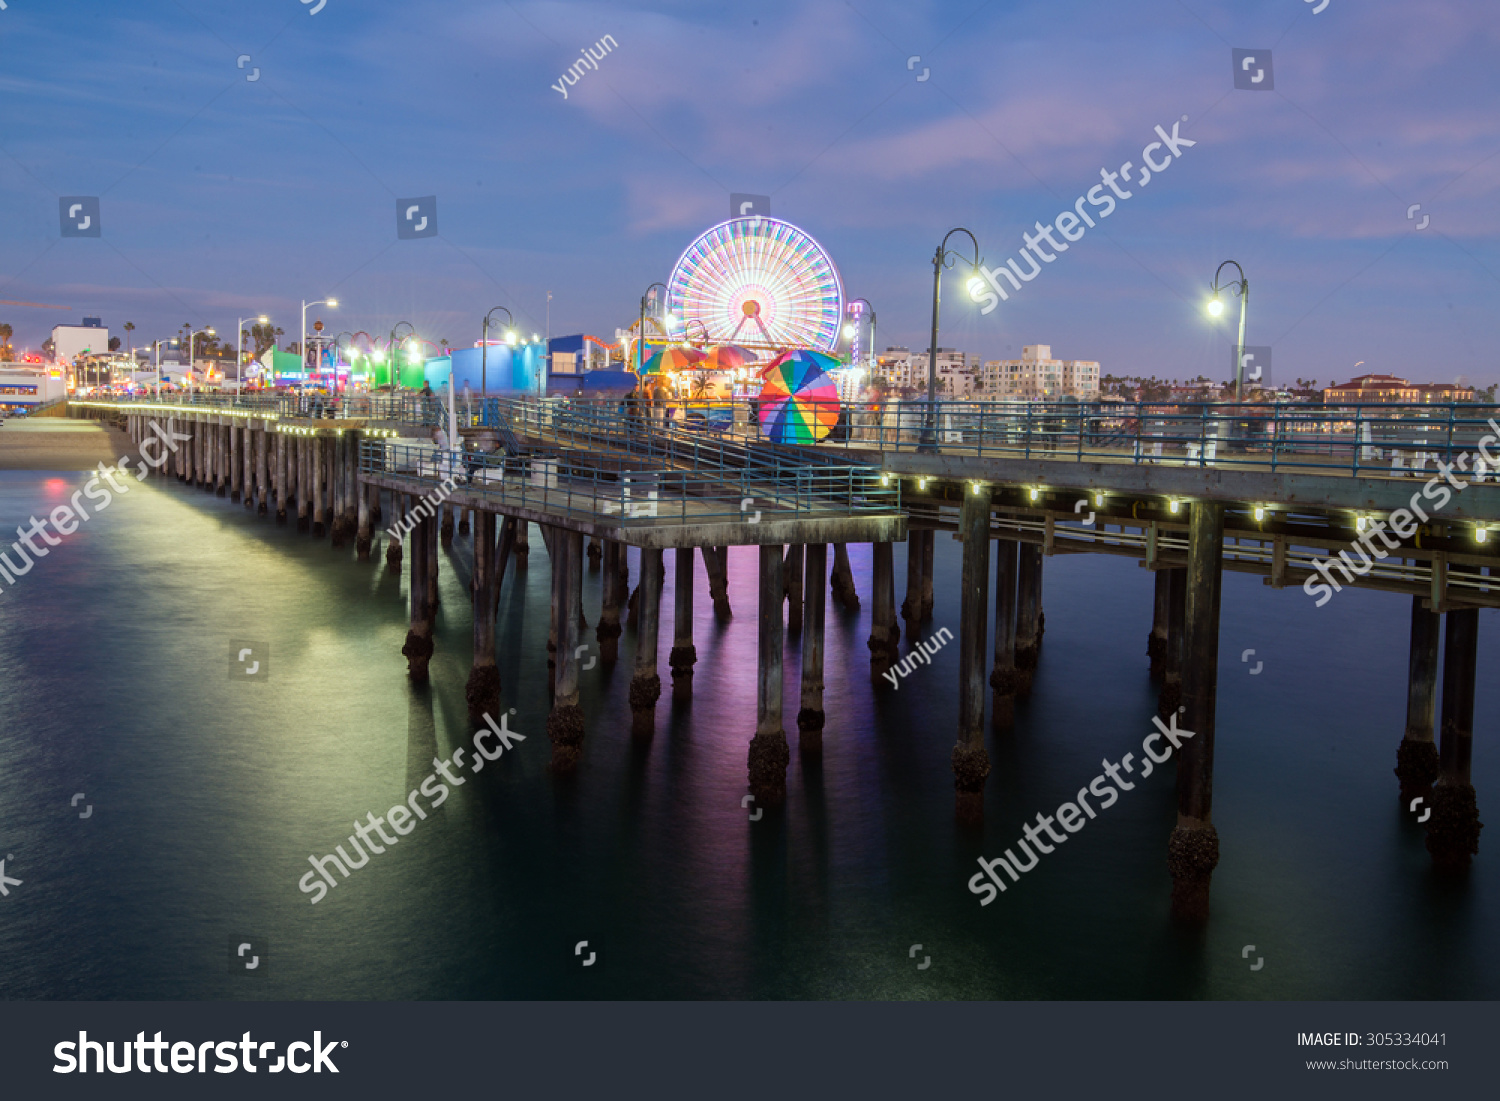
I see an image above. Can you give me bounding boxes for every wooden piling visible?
[1426,599,1483,871]
[426,498,439,609]
[797,541,827,750]
[869,542,895,682]
[385,493,404,571]
[255,423,269,515]
[1148,567,1171,680]
[990,539,1018,728]
[275,433,288,523]
[229,423,242,501]
[919,529,934,620]
[492,515,516,613]
[629,547,664,738]
[514,519,530,561]
[1395,595,1442,800]
[549,529,587,769]
[703,545,732,617]
[330,436,347,547]
[356,462,373,559]
[465,511,501,721]
[1159,568,1186,719]
[1169,501,1225,922]
[784,543,804,635]
[1015,543,1043,696]
[597,539,623,663]
[402,506,434,680]
[312,438,326,538]
[670,546,696,699]
[902,530,923,624]
[953,489,991,821]
[831,542,859,608]
[749,543,789,801]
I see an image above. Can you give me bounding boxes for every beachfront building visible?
[0,364,67,413]
[981,344,1101,400]
[1324,373,1476,404]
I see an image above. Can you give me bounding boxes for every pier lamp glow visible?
[921,227,983,452]
[1094,492,1105,507]
[481,306,514,394]
[300,298,338,381]
[1206,260,1249,402]
[1254,505,1266,522]
[1355,514,1368,533]
[970,481,985,496]
[880,474,891,487]
[1476,526,1489,544]
[917,477,929,491]
[1168,498,1181,514]
[235,315,269,394]
[1028,487,1040,501]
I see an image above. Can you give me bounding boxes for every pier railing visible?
[80,394,1500,479]
[360,441,901,528]
[509,397,1499,479]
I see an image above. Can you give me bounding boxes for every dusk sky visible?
[1,0,1495,385]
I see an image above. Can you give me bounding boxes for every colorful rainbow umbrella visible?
[639,346,706,376]
[757,349,842,444]
[700,344,758,372]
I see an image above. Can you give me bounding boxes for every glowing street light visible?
[1207,261,1249,401]
[300,298,338,384]
[921,227,983,452]
[481,306,514,395]
[236,314,269,394]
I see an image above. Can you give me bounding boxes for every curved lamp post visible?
[481,306,515,395]
[300,298,337,383]
[1208,261,1249,402]
[638,281,668,374]
[188,327,215,396]
[921,229,982,451]
[236,315,269,394]
[386,322,416,388]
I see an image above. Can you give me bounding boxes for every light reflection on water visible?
[0,470,1495,1000]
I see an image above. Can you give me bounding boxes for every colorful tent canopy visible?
[639,346,706,375]
[757,349,841,444]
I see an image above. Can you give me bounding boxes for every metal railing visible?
[77,393,1500,480]
[361,441,900,528]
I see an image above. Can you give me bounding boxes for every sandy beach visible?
[0,417,133,471]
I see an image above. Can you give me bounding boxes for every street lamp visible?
[1208,261,1249,402]
[638,282,668,374]
[236,315,269,395]
[481,306,514,395]
[300,298,338,384]
[188,327,215,395]
[921,229,982,451]
[151,338,176,398]
[386,322,415,388]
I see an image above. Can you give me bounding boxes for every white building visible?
[0,364,67,412]
[875,347,978,396]
[51,320,111,365]
[981,344,1100,400]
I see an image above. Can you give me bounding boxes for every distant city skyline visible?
[0,0,1495,385]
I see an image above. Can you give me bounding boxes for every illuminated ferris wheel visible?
[664,217,845,352]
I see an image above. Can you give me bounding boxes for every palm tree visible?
[0,322,12,360]
[123,321,135,352]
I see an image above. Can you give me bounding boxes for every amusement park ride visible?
[623,215,866,443]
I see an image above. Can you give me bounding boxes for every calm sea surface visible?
[1,467,1495,1000]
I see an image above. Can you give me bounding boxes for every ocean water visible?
[0,467,1495,1000]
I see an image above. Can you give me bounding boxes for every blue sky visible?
[0,0,1496,385]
